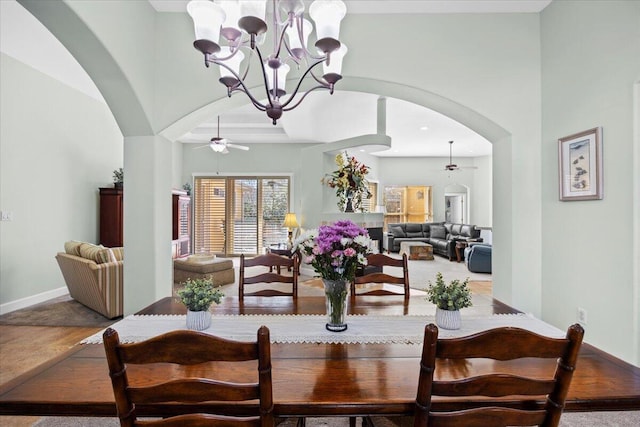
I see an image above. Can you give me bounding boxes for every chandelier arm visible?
[252,43,276,108]
[273,18,291,59]
[279,59,328,109]
[282,85,332,112]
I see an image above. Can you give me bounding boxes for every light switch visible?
[1,211,13,221]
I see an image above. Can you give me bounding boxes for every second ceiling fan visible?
[444,140,477,171]
[194,116,249,154]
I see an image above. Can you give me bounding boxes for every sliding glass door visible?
[193,176,290,256]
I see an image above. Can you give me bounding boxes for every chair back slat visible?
[129,380,260,404]
[239,254,298,298]
[414,323,584,427]
[103,326,274,427]
[429,408,547,427]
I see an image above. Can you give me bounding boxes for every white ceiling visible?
[1,0,552,159]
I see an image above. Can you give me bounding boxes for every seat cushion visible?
[174,258,233,274]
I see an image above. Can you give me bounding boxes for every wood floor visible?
[0,325,103,426]
[0,280,491,427]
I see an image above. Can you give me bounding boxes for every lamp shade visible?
[309,0,346,40]
[187,0,226,43]
[286,18,313,52]
[217,47,245,78]
[264,62,290,96]
[322,43,347,75]
[239,0,267,21]
[282,213,299,228]
[219,0,242,36]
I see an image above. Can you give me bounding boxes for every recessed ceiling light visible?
[420,126,429,131]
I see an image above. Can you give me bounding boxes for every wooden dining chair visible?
[352,253,410,297]
[413,322,584,427]
[103,326,275,427]
[239,253,299,298]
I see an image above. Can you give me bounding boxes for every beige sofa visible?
[55,241,124,319]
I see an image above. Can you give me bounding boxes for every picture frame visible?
[558,127,603,201]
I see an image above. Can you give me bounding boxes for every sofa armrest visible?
[56,253,123,318]
[89,261,124,318]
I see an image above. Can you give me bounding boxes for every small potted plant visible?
[177,277,224,330]
[425,272,472,330]
[113,168,124,189]
[182,182,192,195]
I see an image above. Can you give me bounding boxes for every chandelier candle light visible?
[187,0,348,124]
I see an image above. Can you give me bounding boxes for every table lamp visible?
[282,213,300,248]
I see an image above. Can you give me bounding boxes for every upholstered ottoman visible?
[173,254,235,286]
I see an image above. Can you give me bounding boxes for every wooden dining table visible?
[0,293,639,419]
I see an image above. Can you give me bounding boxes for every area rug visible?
[0,295,120,328]
[30,412,640,427]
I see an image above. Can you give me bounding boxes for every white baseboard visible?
[0,287,69,315]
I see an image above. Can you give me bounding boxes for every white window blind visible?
[194,176,290,256]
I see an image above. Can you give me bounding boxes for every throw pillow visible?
[111,247,124,261]
[430,225,446,239]
[389,226,406,238]
[79,243,115,264]
[64,240,83,256]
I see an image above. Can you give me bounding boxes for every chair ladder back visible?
[413,323,584,427]
[352,253,410,297]
[102,326,275,427]
[240,254,298,298]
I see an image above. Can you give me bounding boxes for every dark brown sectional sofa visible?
[385,222,482,261]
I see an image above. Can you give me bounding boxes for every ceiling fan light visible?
[187,0,226,44]
[210,142,226,152]
[309,0,346,40]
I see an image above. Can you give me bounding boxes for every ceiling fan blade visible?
[227,143,250,151]
[193,144,210,150]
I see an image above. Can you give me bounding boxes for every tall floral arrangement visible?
[293,220,373,282]
[321,151,372,212]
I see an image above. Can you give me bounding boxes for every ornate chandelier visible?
[187,0,347,124]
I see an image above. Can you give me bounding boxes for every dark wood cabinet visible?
[99,187,191,257]
[99,187,123,247]
[172,190,191,258]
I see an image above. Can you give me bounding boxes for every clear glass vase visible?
[323,278,349,332]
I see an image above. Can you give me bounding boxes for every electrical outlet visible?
[577,307,587,325]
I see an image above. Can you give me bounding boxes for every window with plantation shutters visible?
[194,176,290,256]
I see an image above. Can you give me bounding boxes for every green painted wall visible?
[0,53,122,307]
[541,0,640,364]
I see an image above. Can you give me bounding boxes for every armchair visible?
[464,243,492,273]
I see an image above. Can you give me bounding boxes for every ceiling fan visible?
[444,140,477,171]
[193,116,249,154]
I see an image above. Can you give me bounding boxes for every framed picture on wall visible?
[558,127,603,201]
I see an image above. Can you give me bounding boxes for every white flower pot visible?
[186,309,211,331]
[435,308,461,330]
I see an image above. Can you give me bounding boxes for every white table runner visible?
[82,313,565,344]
